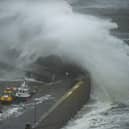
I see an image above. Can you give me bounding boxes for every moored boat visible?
[0,87,15,104]
[15,80,31,101]
[0,94,13,104]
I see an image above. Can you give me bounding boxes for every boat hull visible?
[15,96,31,102]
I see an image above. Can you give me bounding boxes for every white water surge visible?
[0,0,129,102]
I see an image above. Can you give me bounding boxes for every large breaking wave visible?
[0,0,129,102]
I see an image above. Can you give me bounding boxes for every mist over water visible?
[0,0,129,102]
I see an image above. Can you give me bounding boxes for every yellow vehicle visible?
[0,87,15,104]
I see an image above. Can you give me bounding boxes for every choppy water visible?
[0,94,53,121]
[63,101,129,129]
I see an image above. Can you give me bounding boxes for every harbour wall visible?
[33,78,90,129]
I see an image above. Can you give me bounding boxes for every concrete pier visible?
[33,78,90,129]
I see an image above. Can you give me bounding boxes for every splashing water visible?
[0,0,129,102]
[62,100,129,129]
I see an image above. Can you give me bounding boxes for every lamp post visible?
[34,100,37,124]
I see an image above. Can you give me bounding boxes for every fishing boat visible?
[15,80,31,101]
[0,87,15,104]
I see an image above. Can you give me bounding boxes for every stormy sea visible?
[0,0,129,129]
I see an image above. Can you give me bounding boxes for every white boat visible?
[15,80,31,101]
